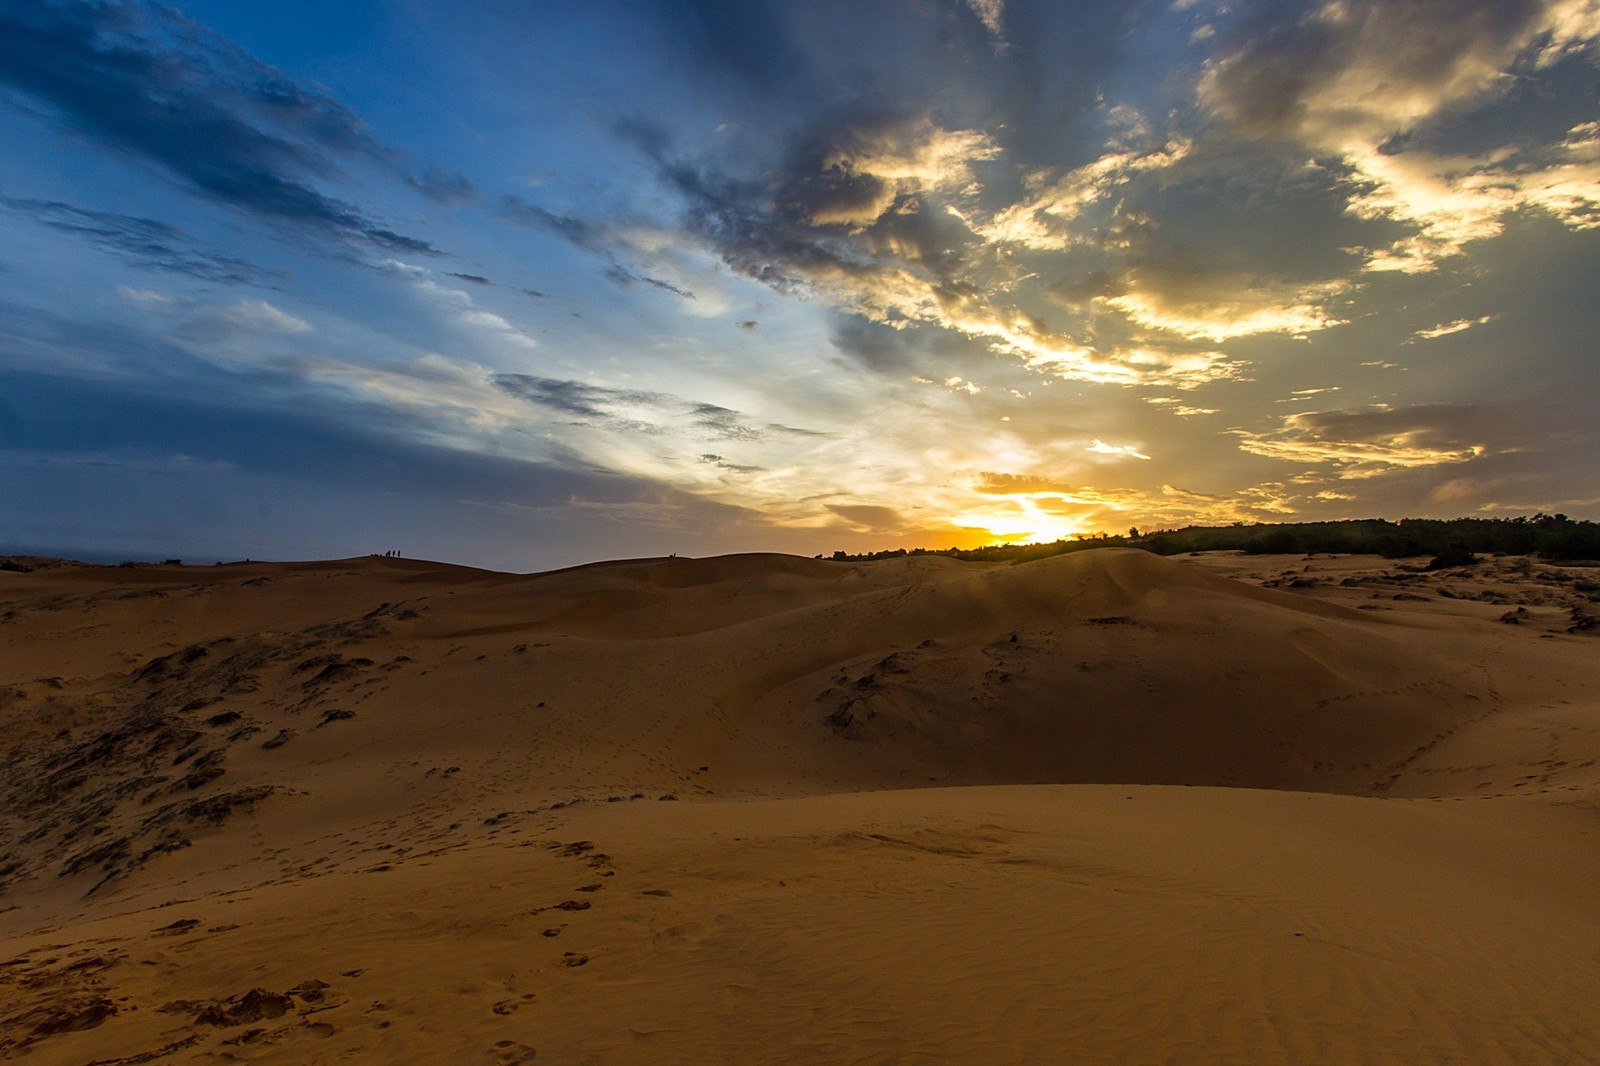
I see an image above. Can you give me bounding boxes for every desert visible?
[8,2,1600,1062]
[2,547,1598,1063]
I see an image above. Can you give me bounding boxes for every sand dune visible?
[3,548,1598,1062]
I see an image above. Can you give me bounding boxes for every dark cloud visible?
[407,167,478,204]
[635,0,1139,177]
[699,452,763,474]
[826,503,904,530]
[0,308,728,544]
[494,374,819,443]
[615,94,1097,368]
[0,367,573,501]
[771,111,907,226]
[500,194,694,298]
[446,272,493,286]
[1046,270,1123,306]
[1199,0,1550,145]
[736,320,758,331]
[828,315,922,372]
[0,195,267,282]
[494,374,659,419]
[497,195,603,250]
[1234,403,1500,473]
[0,365,775,568]
[633,108,990,295]
[1408,52,1600,157]
[637,0,1123,166]
[1113,152,1381,285]
[632,133,881,298]
[1280,404,1487,445]
[828,313,993,375]
[604,264,694,299]
[690,403,764,442]
[0,0,437,253]
[613,0,1594,376]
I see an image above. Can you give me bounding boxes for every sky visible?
[2,0,1598,571]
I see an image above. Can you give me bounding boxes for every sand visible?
[2,548,1598,1062]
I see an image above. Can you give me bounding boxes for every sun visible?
[956,500,1088,545]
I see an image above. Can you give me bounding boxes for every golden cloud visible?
[1234,406,1488,475]
[1102,280,1349,341]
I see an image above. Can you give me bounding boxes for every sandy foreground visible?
[1,547,1597,1063]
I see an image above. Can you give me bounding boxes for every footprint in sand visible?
[488,1039,538,1063]
[492,994,536,1015]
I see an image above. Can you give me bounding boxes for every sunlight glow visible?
[955,500,1088,544]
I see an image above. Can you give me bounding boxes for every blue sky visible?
[2,0,1598,569]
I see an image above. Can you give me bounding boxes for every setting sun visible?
[954,501,1088,545]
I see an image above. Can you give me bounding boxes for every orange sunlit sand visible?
[3,547,1599,1063]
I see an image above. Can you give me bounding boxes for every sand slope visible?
[2,548,1598,1062]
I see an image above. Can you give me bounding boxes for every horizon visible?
[3,1,1599,573]
[9,511,1596,573]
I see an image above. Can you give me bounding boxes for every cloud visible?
[390,264,538,350]
[458,309,536,348]
[116,288,311,343]
[1102,280,1348,341]
[498,196,604,250]
[1197,0,1600,270]
[621,27,1386,390]
[1160,484,1223,504]
[1343,126,1600,270]
[0,362,778,569]
[406,167,478,205]
[0,196,267,282]
[972,472,1081,496]
[1144,396,1218,416]
[1234,404,1490,475]
[0,0,437,253]
[1412,314,1494,341]
[502,194,701,300]
[690,403,766,441]
[825,503,905,531]
[969,474,1147,507]
[952,472,1310,538]
[964,470,1343,531]
[493,375,650,420]
[974,136,1191,252]
[828,314,981,374]
[205,298,310,336]
[1086,439,1151,460]
[699,452,763,473]
[494,374,817,444]
[778,111,999,228]
[605,264,695,299]
[964,0,1006,38]
[1199,2,1543,148]
[635,115,1245,388]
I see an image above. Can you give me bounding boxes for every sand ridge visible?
[2,548,1598,1062]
